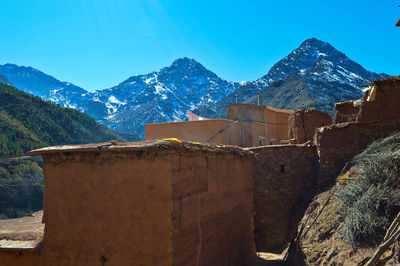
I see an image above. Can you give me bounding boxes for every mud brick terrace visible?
[0,77,399,265]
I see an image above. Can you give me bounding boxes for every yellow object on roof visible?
[160,138,182,143]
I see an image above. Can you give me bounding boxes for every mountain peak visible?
[170,57,203,69]
[299,37,329,48]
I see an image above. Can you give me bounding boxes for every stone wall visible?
[249,144,318,253]
[288,109,332,144]
[1,142,255,266]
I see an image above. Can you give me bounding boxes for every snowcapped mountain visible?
[0,58,240,138]
[0,63,87,110]
[0,38,389,139]
[195,38,388,117]
[94,57,240,137]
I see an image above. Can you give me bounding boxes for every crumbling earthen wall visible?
[316,119,400,189]
[357,80,400,123]
[249,144,318,253]
[334,101,360,123]
[1,142,255,266]
[288,109,332,144]
[317,77,400,189]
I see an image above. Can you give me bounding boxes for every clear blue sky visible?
[0,0,399,91]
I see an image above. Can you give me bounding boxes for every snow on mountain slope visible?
[0,58,240,138]
[194,38,388,118]
[96,57,240,137]
[0,38,389,139]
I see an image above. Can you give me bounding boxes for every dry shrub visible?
[337,132,400,247]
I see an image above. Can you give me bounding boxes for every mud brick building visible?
[146,103,294,147]
[1,76,399,265]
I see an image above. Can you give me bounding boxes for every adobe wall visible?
[170,146,255,265]
[357,80,400,123]
[316,119,400,189]
[16,142,255,266]
[249,144,318,253]
[0,250,40,266]
[145,119,241,146]
[317,77,400,189]
[334,101,359,123]
[288,109,332,144]
[39,147,174,265]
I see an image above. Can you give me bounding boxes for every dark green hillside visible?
[0,83,125,218]
[0,156,44,219]
[0,82,124,155]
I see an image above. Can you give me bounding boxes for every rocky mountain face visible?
[0,38,389,139]
[0,64,87,110]
[195,38,388,117]
[1,58,240,138]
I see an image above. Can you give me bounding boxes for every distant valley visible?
[0,38,389,139]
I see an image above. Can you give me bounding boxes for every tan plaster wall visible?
[145,119,269,147]
[145,119,241,146]
[226,103,266,123]
[265,107,292,144]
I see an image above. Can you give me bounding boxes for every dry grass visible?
[337,132,400,247]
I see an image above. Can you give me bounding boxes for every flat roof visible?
[145,118,236,126]
[27,140,252,156]
[0,210,43,250]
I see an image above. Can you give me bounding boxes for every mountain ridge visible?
[0,38,390,138]
[193,37,389,117]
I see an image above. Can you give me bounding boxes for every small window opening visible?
[280,165,285,173]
